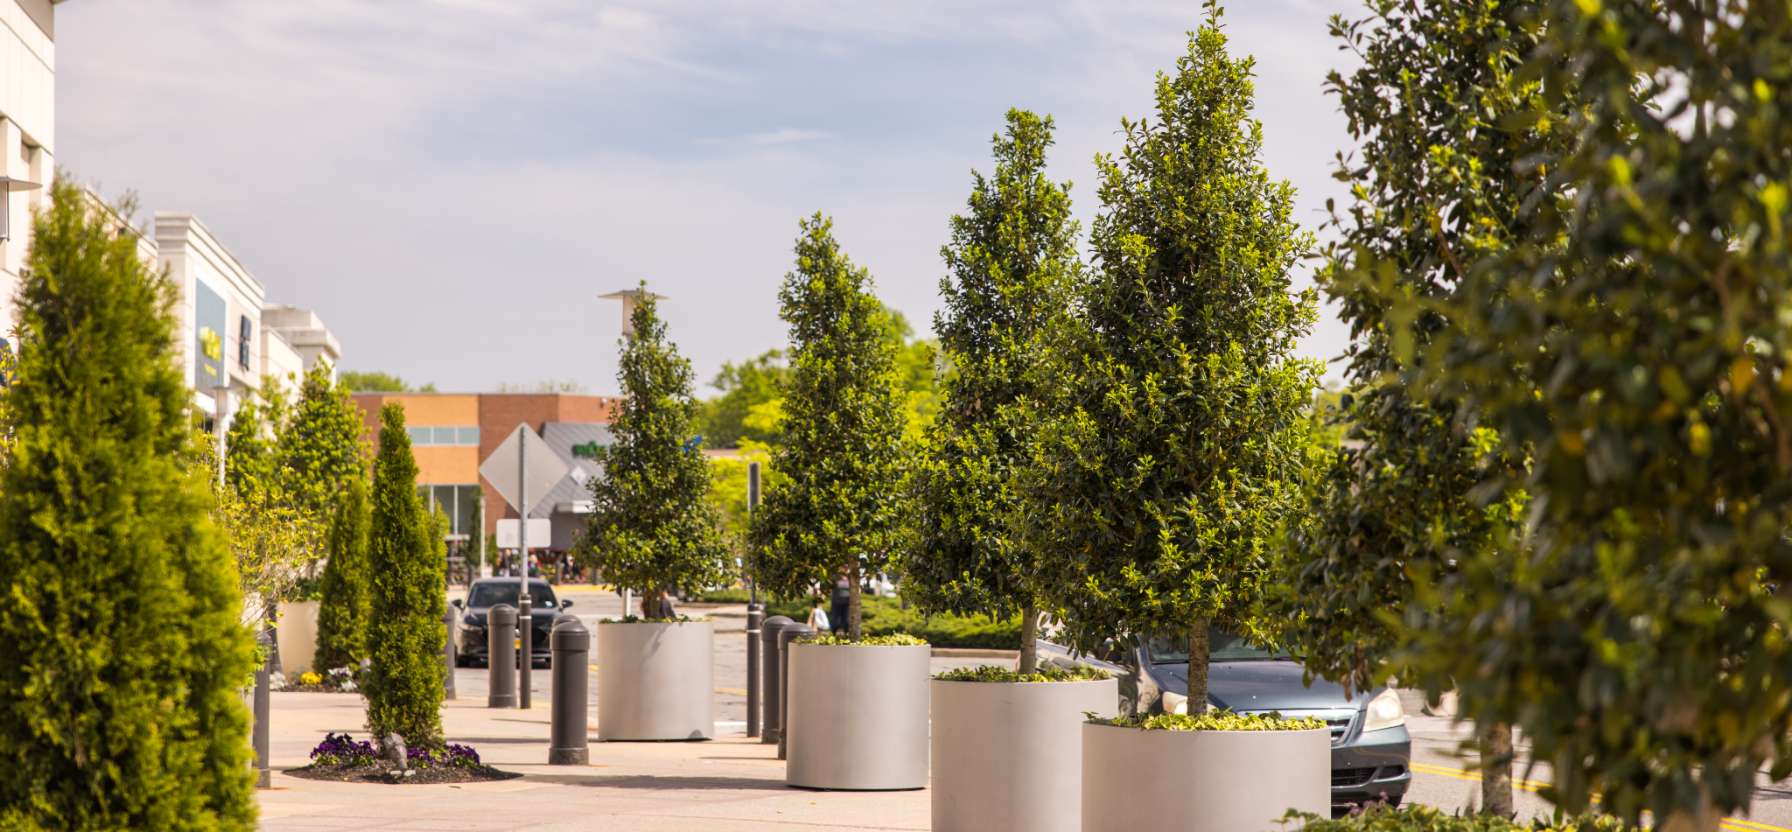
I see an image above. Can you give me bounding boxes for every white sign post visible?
[479,424,570,710]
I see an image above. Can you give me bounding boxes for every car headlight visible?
[1162,691,1189,715]
[1362,688,1406,732]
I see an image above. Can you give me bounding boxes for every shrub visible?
[363,404,445,749]
[1093,712,1325,732]
[0,180,257,830]
[798,632,927,647]
[934,665,1108,683]
[1287,805,1624,831]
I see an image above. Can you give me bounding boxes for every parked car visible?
[450,578,572,668]
[1039,628,1411,812]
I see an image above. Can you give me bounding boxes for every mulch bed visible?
[285,764,520,785]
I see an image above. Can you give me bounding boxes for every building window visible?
[406,426,480,447]
[420,484,481,539]
[238,315,252,370]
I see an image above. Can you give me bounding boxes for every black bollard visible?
[487,604,518,708]
[548,616,590,764]
[745,602,765,738]
[777,623,816,761]
[759,616,794,745]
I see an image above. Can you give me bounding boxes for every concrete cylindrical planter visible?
[931,676,1118,832]
[275,600,320,676]
[1082,722,1329,831]
[786,642,929,790]
[595,620,715,741]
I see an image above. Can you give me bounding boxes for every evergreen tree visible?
[1020,6,1318,712]
[0,179,257,829]
[908,109,1080,674]
[224,391,277,498]
[1420,3,1792,826]
[582,284,728,615]
[278,362,368,522]
[363,404,445,748]
[750,214,908,639]
[314,474,373,671]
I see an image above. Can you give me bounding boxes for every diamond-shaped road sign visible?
[479,424,570,516]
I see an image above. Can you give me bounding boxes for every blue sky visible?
[56,0,1358,394]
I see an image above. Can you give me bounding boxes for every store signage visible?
[571,441,602,459]
[193,281,226,386]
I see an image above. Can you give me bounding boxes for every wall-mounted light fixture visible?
[0,176,43,243]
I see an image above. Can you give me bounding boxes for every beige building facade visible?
[0,0,59,342]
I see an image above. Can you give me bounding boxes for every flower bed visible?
[285,733,518,785]
[273,666,361,694]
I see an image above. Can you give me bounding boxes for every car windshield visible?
[1147,630,1289,664]
[467,582,556,609]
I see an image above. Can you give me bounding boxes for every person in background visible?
[806,595,830,633]
[829,572,850,636]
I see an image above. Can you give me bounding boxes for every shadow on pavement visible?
[522,773,789,792]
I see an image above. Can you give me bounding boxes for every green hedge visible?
[1290,806,1626,831]
[695,590,1020,649]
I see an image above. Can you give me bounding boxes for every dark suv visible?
[450,578,571,668]
[1039,629,1411,812]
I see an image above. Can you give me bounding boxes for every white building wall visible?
[155,213,269,413]
[0,0,55,340]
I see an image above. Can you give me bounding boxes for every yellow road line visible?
[1409,763,1792,832]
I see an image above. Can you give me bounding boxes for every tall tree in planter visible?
[1280,2,1571,814]
[583,285,728,614]
[364,404,445,748]
[751,214,908,640]
[0,180,257,830]
[1414,3,1792,826]
[314,473,373,671]
[1019,7,1318,711]
[909,109,1080,674]
[279,363,368,522]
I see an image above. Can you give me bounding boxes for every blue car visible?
[1038,629,1412,812]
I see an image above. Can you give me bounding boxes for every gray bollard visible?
[759,616,795,745]
[254,626,273,789]
[443,603,457,701]
[548,616,590,765]
[777,623,816,761]
[487,604,518,708]
[745,602,764,738]
[518,592,534,710]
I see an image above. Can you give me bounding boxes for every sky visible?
[55,0,1361,396]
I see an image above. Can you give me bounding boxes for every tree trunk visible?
[1479,721,1514,817]
[1187,618,1210,714]
[1018,603,1038,675]
[847,563,862,641]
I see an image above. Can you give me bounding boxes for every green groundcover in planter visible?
[935,664,1110,683]
[1288,805,1625,831]
[696,590,1020,649]
[1091,711,1326,731]
[796,632,928,647]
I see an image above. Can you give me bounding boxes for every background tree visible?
[338,370,435,393]
[750,214,909,639]
[1413,3,1792,827]
[1019,7,1318,712]
[699,349,788,448]
[908,108,1081,674]
[363,404,445,749]
[1278,2,1569,814]
[223,378,290,497]
[315,474,373,671]
[582,284,729,615]
[0,180,256,830]
[278,362,369,523]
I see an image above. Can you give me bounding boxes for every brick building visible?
[352,392,619,555]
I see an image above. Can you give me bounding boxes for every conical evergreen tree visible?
[908,109,1081,673]
[0,179,257,829]
[1020,8,1319,711]
[278,362,367,522]
[364,403,445,748]
[582,284,727,615]
[750,214,908,639]
[314,473,373,671]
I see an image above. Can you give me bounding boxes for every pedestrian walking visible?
[829,573,850,635]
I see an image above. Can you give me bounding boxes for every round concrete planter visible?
[786,642,929,790]
[931,676,1118,832]
[595,620,714,741]
[275,600,320,676]
[1082,722,1329,832]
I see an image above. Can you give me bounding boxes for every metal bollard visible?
[518,593,534,710]
[745,602,765,738]
[443,603,457,701]
[759,616,794,744]
[548,616,590,765]
[777,623,816,761]
[487,604,518,708]
[254,626,273,789]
